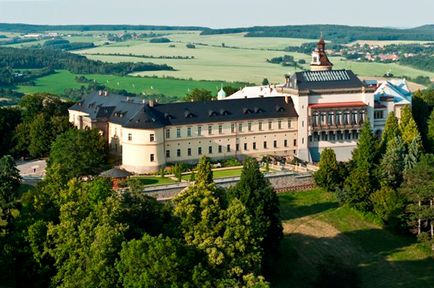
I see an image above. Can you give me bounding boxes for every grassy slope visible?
[17,70,242,97]
[270,189,434,288]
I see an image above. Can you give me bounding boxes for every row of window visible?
[166,119,293,139]
[309,130,360,142]
[164,139,296,159]
[311,110,365,127]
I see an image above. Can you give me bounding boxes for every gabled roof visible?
[283,69,366,91]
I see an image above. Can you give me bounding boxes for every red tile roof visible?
[309,101,367,109]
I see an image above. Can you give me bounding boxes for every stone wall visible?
[140,171,314,200]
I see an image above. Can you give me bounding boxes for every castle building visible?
[225,37,411,162]
[69,93,298,173]
[68,36,412,172]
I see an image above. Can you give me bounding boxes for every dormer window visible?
[275,106,285,112]
[242,108,252,114]
[208,110,218,117]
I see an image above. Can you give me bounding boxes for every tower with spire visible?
[310,33,333,71]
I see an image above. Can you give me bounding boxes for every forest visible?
[0,47,174,86]
[201,24,434,43]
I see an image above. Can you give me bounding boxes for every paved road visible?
[16,159,47,186]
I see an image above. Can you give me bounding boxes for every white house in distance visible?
[224,36,412,162]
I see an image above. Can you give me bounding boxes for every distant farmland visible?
[17,70,243,98]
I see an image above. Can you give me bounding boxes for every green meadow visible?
[17,70,242,98]
[271,189,434,288]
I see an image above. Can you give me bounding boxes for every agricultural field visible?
[17,70,242,98]
[75,31,434,83]
[270,189,434,288]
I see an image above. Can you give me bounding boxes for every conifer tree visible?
[427,109,434,152]
[381,111,400,152]
[399,105,412,133]
[343,120,379,211]
[402,118,422,147]
[230,158,282,254]
[352,120,378,170]
[404,136,421,172]
[380,136,405,189]
[314,148,340,191]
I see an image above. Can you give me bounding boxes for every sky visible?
[0,0,433,28]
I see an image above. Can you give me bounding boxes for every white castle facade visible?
[69,37,412,173]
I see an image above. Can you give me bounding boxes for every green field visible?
[74,31,434,83]
[17,70,242,98]
[131,176,176,186]
[270,189,434,288]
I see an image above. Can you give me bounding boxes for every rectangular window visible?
[227,144,231,152]
[218,124,223,134]
[273,140,277,148]
[236,143,240,151]
[166,129,170,139]
[268,121,272,130]
[259,121,263,131]
[238,123,243,132]
[166,150,170,158]
[208,125,212,135]
[128,133,132,141]
[187,127,192,137]
[244,143,247,150]
[293,139,297,146]
[208,146,213,154]
[218,145,222,153]
[253,142,256,150]
[150,133,155,142]
[374,110,384,119]
[263,141,267,149]
[198,126,202,136]
[278,120,282,129]
[198,147,202,155]
[177,149,181,157]
[150,154,155,162]
[248,122,252,132]
[231,123,235,133]
[287,119,291,129]
[284,139,288,147]
[176,128,181,138]
[187,148,192,156]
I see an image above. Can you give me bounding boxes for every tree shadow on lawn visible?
[268,228,434,288]
[279,195,339,221]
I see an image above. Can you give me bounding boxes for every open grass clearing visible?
[270,189,434,288]
[17,70,242,98]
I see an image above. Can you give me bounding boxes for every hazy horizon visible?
[0,0,433,29]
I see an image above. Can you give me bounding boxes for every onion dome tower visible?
[217,85,226,100]
[310,33,333,71]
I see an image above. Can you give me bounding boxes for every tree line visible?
[1,139,281,287]
[201,25,434,44]
[314,100,434,249]
[0,47,174,81]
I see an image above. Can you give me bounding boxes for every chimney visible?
[98,90,102,96]
[104,91,109,96]
[285,96,289,104]
[148,100,154,107]
[284,74,290,85]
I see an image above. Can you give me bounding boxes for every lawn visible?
[17,70,243,98]
[181,168,244,181]
[130,176,175,186]
[269,189,434,288]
